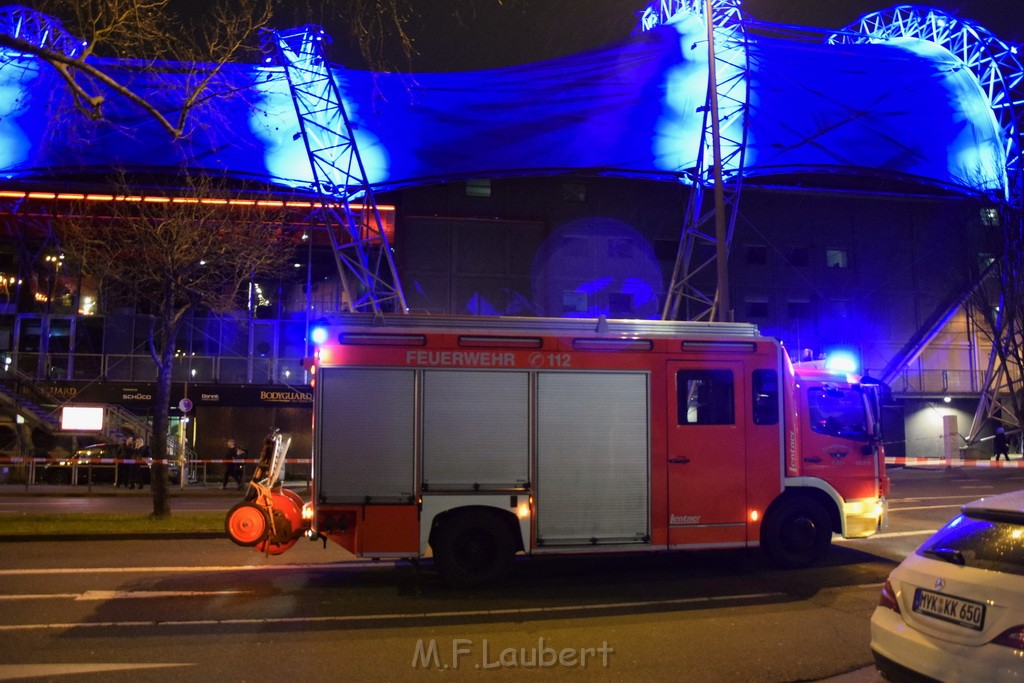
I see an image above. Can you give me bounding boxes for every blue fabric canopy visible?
[0,12,1007,199]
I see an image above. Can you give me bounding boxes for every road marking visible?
[0,663,190,680]
[0,592,786,632]
[76,590,247,601]
[835,529,937,542]
[0,589,248,601]
[890,504,964,512]
[0,562,370,576]
[896,495,986,503]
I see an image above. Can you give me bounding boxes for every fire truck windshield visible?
[807,385,869,441]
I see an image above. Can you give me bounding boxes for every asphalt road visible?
[0,467,1021,682]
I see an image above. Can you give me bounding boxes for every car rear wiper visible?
[923,547,966,565]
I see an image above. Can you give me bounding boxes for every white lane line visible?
[76,590,248,601]
[895,495,984,503]
[0,592,785,632]
[0,593,79,600]
[0,589,248,601]
[890,504,964,512]
[0,664,190,680]
[835,529,937,542]
[0,562,374,576]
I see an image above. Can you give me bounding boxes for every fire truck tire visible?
[225,502,270,547]
[760,496,832,568]
[432,510,516,588]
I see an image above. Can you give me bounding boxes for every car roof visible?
[963,489,1024,524]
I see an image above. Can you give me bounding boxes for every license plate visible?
[913,588,986,631]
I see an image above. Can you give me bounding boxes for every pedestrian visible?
[131,436,149,489]
[116,435,133,488]
[994,427,1010,461]
[222,438,244,490]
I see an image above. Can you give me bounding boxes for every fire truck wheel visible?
[433,510,516,588]
[760,497,832,568]
[225,502,270,547]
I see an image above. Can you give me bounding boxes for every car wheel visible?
[761,496,833,568]
[49,469,71,486]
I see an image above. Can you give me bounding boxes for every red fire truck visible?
[226,314,889,587]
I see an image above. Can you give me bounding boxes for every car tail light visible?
[992,626,1024,649]
[878,578,901,613]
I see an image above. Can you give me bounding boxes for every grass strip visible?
[0,511,225,536]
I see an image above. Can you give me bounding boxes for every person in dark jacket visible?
[222,438,245,490]
[116,435,134,488]
[994,427,1010,461]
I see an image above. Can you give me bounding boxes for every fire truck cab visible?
[226,314,888,587]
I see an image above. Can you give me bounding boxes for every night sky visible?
[354,0,1024,72]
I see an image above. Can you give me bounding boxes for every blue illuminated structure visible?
[261,25,406,314]
[0,2,1018,336]
[0,4,1012,201]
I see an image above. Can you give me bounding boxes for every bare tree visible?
[0,0,274,138]
[56,174,296,516]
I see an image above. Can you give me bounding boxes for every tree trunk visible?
[150,336,174,517]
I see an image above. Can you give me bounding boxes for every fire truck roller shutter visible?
[423,370,529,490]
[316,367,416,504]
[535,371,650,546]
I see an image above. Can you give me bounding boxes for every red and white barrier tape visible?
[0,457,311,465]
[886,457,1023,468]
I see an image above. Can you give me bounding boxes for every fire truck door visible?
[666,361,747,540]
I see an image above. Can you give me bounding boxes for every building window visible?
[825,249,849,269]
[745,244,767,265]
[978,252,996,272]
[608,237,632,259]
[980,207,1000,226]
[466,179,491,197]
[786,246,809,267]
[561,181,587,202]
[745,298,769,318]
[608,292,632,317]
[829,299,851,319]
[562,291,588,314]
[787,299,812,320]
[677,369,734,425]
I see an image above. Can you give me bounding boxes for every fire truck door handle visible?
[668,457,690,464]
[803,457,823,463]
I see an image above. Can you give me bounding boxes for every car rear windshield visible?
[916,513,1024,577]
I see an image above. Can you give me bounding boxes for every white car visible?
[871,489,1024,682]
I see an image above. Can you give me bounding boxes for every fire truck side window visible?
[807,386,869,441]
[752,369,779,425]
[677,369,734,425]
